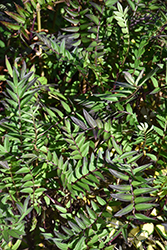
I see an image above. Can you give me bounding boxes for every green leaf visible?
[147,153,157,161]
[55,205,67,213]
[5,55,13,77]
[154,126,164,136]
[119,151,136,160]
[83,109,97,128]
[138,66,160,87]
[77,181,90,192]
[72,40,81,47]
[51,40,60,52]
[117,2,123,13]
[22,181,33,188]
[135,196,157,204]
[151,76,158,88]
[89,154,96,171]
[20,91,37,108]
[61,26,79,32]
[111,193,133,202]
[112,138,122,155]
[75,217,86,229]
[109,169,129,181]
[86,14,99,25]
[0,75,6,81]
[60,39,66,56]
[69,0,79,8]
[16,168,30,174]
[123,72,135,85]
[90,2,102,14]
[65,49,73,60]
[55,241,68,250]
[68,221,82,233]
[61,100,71,113]
[91,200,99,212]
[5,11,25,24]
[86,205,97,220]
[80,142,89,157]
[62,226,73,236]
[82,158,89,175]
[14,3,28,18]
[135,68,145,86]
[109,185,131,192]
[22,174,32,182]
[127,153,143,164]
[4,137,10,152]
[0,144,8,154]
[20,61,27,79]
[2,230,10,243]
[96,196,106,206]
[65,8,79,17]
[114,204,133,217]
[127,0,135,10]
[126,103,133,114]
[76,133,85,145]
[11,239,22,250]
[87,174,99,184]
[80,214,91,226]
[34,188,46,194]
[105,0,118,7]
[135,213,157,223]
[21,188,33,193]
[6,88,18,102]
[133,163,151,175]
[71,116,88,130]
[155,225,167,240]
[87,235,99,246]
[134,188,156,196]
[38,76,47,85]
[64,17,79,25]
[19,207,33,222]
[1,21,20,30]
[74,236,86,250]
[135,203,158,211]
[149,87,161,95]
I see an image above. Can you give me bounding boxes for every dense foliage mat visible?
[1,0,167,249]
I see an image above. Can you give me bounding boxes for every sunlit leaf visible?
[55,205,67,213]
[71,116,88,130]
[86,14,99,25]
[111,193,133,202]
[5,11,25,24]
[1,21,20,30]
[114,204,133,217]
[135,203,158,211]
[86,205,97,220]
[5,56,13,77]
[109,184,131,192]
[112,138,122,155]
[135,213,157,223]
[61,27,80,32]
[64,17,79,25]
[83,109,97,128]
[134,188,156,196]
[109,169,129,181]
[96,196,106,205]
[68,221,82,233]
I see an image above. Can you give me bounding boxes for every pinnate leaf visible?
[115,204,133,217]
[83,109,97,128]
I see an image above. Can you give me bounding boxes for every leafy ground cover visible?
[0,0,167,249]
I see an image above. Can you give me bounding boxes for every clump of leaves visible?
[1,0,167,250]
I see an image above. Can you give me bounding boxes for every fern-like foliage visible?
[1,0,167,249]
